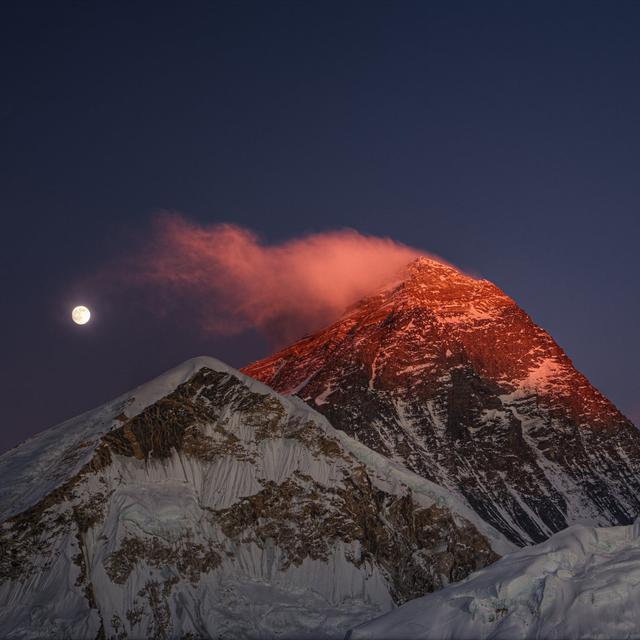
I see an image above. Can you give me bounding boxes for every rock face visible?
[244,257,640,546]
[0,357,507,640]
[348,518,640,640]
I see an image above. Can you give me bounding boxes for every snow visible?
[0,357,232,522]
[348,519,640,639]
[315,384,335,406]
[0,355,513,640]
[395,363,433,376]
[436,305,497,325]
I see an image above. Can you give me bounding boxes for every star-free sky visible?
[2,1,639,453]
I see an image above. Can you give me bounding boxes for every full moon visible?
[72,305,91,325]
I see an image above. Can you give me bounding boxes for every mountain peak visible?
[244,264,640,546]
[0,355,506,639]
[406,255,468,277]
[346,255,511,333]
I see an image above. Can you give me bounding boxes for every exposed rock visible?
[244,257,640,545]
[0,358,506,639]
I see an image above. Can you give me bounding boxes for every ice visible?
[349,519,640,639]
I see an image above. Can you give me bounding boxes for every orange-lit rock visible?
[244,257,640,546]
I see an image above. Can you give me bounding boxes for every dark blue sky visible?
[1,1,639,452]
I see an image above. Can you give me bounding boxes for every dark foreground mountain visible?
[0,357,507,640]
[244,257,640,546]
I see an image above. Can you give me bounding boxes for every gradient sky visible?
[1,1,639,453]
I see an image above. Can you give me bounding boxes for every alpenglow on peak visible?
[244,257,640,547]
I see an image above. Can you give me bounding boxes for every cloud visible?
[108,213,431,344]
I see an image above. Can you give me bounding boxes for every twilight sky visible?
[1,1,639,453]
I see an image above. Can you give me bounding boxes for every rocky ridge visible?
[244,257,640,546]
[0,357,507,640]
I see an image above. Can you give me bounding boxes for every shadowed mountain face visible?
[0,358,504,640]
[244,257,640,546]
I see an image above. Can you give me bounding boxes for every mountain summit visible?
[244,257,640,546]
[2,257,639,639]
[0,357,506,639]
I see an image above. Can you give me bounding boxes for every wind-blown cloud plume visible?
[109,214,430,344]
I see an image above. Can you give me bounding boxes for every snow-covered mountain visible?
[3,256,639,639]
[348,518,640,639]
[0,357,509,640]
[244,257,640,546]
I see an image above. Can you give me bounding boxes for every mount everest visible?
[1,257,639,639]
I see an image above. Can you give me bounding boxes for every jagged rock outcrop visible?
[0,357,507,640]
[244,257,640,546]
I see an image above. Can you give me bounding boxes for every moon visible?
[72,305,91,325]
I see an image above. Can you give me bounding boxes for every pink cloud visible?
[109,213,431,344]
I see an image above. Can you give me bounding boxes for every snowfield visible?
[348,519,640,639]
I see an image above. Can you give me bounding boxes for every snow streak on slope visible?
[0,357,217,522]
[0,357,508,640]
[349,519,640,640]
[244,257,640,547]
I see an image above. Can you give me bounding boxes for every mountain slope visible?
[348,518,640,639]
[0,357,508,640]
[243,257,640,546]
[0,357,214,523]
